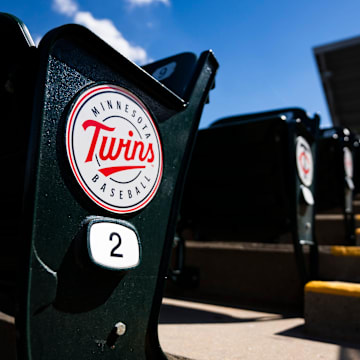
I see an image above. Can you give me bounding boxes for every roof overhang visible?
[314,35,360,134]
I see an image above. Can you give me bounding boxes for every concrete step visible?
[166,242,360,310]
[304,281,360,343]
[354,200,360,213]
[315,214,349,245]
[166,241,305,310]
[318,200,360,214]
[319,246,360,283]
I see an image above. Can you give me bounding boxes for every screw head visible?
[115,322,126,336]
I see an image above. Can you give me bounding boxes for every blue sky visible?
[2,0,360,129]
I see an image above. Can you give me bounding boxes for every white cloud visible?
[127,0,170,6]
[51,0,149,64]
[74,11,148,63]
[53,0,78,16]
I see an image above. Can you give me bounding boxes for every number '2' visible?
[110,232,123,257]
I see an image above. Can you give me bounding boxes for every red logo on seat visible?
[66,84,163,213]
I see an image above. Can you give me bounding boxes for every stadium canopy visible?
[314,35,360,134]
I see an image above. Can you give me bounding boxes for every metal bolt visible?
[305,222,311,230]
[115,322,126,336]
[107,322,127,349]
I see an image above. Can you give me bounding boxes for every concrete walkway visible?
[1,297,360,359]
[159,298,360,360]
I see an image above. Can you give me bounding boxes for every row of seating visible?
[169,109,359,289]
[1,10,358,359]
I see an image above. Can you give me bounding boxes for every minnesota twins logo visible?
[343,147,353,179]
[295,136,313,187]
[66,84,163,213]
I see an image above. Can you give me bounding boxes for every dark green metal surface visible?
[316,126,357,245]
[3,22,218,360]
[142,52,198,100]
[0,12,36,316]
[179,108,319,285]
[353,135,360,195]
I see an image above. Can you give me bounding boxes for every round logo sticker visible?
[295,136,313,187]
[343,147,353,178]
[66,84,163,213]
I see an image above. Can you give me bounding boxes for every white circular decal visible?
[296,136,313,187]
[66,84,163,213]
[343,147,353,178]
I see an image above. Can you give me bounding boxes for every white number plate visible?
[87,221,141,270]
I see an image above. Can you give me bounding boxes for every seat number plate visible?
[88,221,141,270]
